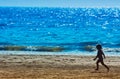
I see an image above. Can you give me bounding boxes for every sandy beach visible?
[0,52,120,79]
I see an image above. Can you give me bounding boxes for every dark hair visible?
[96,44,102,49]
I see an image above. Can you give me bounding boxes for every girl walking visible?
[93,44,109,72]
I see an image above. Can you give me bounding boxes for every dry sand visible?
[0,54,120,79]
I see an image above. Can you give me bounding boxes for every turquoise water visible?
[0,7,120,55]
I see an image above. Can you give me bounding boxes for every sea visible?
[0,7,120,56]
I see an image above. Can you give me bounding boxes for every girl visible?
[93,44,109,72]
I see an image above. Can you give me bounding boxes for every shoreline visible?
[0,50,120,56]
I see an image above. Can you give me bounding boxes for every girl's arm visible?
[93,52,98,60]
[102,51,106,59]
[93,56,97,60]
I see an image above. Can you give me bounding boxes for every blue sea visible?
[0,7,120,55]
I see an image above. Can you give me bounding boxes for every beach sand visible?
[0,52,120,79]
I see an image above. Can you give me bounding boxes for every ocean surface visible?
[0,7,120,55]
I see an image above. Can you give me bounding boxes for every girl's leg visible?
[95,60,100,70]
[101,61,109,72]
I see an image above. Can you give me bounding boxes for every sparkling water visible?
[0,7,120,55]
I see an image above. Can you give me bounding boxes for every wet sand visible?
[0,54,120,79]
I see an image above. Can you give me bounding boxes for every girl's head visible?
[96,44,102,50]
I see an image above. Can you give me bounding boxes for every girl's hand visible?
[93,58,96,61]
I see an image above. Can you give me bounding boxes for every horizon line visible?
[0,5,120,9]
